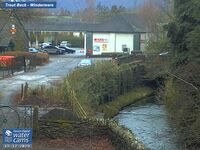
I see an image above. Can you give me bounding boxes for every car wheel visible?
[56,50,60,55]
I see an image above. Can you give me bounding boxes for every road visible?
[0,54,87,105]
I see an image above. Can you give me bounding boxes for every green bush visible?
[163,63,200,148]
[32,60,146,115]
[65,35,84,47]
[67,61,145,104]
[67,61,120,106]
[65,61,146,115]
[146,36,172,54]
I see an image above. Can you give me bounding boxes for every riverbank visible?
[97,86,154,118]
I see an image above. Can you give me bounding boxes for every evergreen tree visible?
[165,1,200,148]
[167,0,200,64]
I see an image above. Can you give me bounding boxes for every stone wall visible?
[107,120,146,150]
[39,119,108,139]
[38,118,147,150]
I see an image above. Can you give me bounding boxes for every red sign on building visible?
[94,38,108,43]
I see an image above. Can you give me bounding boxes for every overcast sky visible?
[56,0,145,11]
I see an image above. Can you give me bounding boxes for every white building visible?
[84,13,149,55]
[24,14,149,55]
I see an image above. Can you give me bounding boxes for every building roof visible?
[87,13,148,33]
[23,13,149,33]
[121,13,149,32]
[23,16,89,32]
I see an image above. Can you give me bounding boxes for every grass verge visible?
[97,86,153,118]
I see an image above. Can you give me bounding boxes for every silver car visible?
[42,46,65,54]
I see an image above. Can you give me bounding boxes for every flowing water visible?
[114,102,178,150]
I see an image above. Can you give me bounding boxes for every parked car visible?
[60,41,71,47]
[77,59,92,67]
[42,46,65,54]
[38,49,48,53]
[29,47,39,53]
[40,42,51,48]
[59,46,75,54]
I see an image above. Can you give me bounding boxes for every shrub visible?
[163,62,200,149]
[27,60,147,116]
[1,51,49,65]
[35,52,49,65]
[146,37,172,54]
[64,61,145,115]
[2,51,32,58]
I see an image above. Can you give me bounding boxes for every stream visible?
[114,102,178,150]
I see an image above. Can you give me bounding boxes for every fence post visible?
[3,69,4,78]
[24,82,28,99]
[11,58,14,75]
[23,56,26,72]
[40,85,45,95]
[21,84,24,101]
[33,106,39,138]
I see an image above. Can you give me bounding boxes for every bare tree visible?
[138,1,160,32]
[74,0,96,22]
[57,8,71,16]
[84,0,96,22]
[137,0,169,41]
